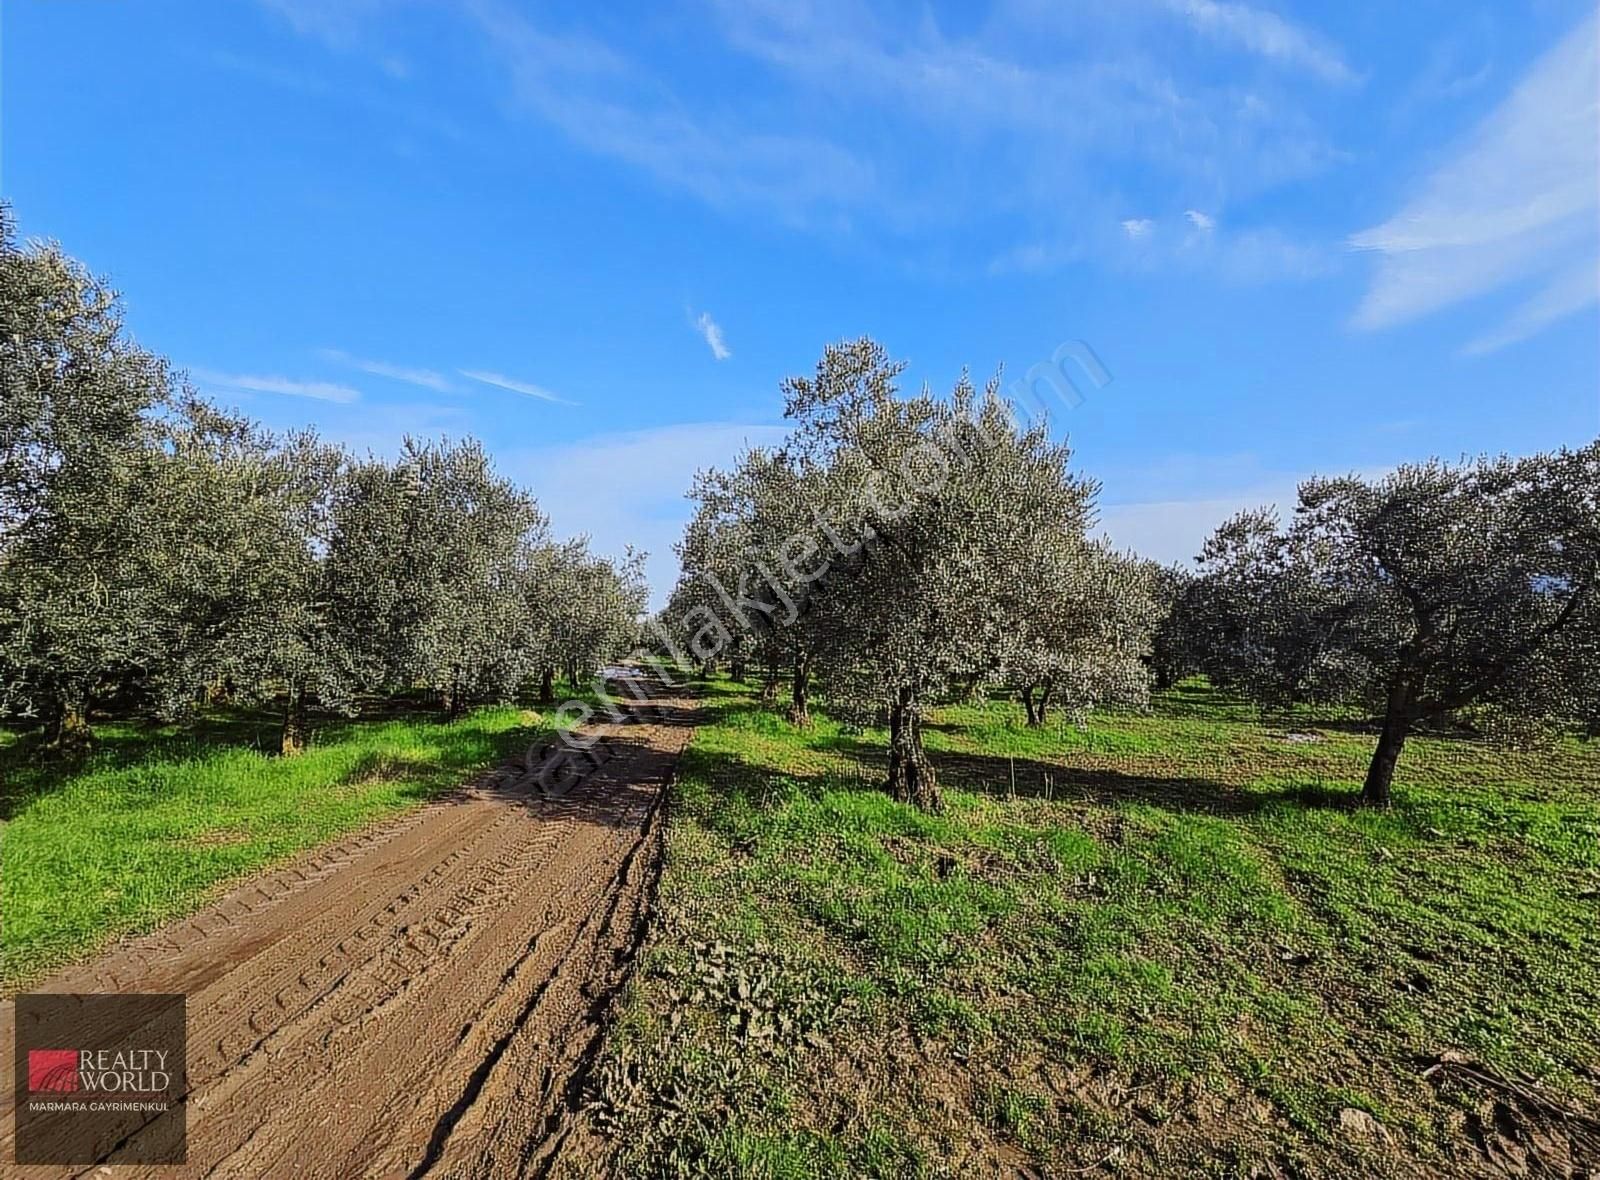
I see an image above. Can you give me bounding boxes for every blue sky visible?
[4,0,1597,603]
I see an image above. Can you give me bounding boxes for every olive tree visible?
[151,412,356,752]
[668,447,824,721]
[1192,446,1600,805]
[542,541,649,690]
[780,338,1134,810]
[1143,562,1200,692]
[323,438,548,715]
[0,212,184,744]
[1006,544,1160,727]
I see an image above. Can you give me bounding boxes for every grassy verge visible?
[0,704,560,991]
[582,678,1600,1178]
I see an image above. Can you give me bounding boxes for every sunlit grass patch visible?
[0,705,552,990]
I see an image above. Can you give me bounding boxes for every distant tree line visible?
[658,338,1598,811]
[0,209,645,754]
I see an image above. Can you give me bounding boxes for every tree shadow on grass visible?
[678,701,1367,823]
[916,748,1340,817]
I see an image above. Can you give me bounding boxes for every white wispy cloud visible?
[1094,217,1331,282]
[464,0,875,224]
[1171,0,1356,85]
[460,1,1342,268]
[1348,11,1599,351]
[259,0,1347,280]
[1461,259,1600,355]
[319,348,456,392]
[188,367,361,404]
[694,311,732,360]
[458,369,572,404]
[257,0,388,51]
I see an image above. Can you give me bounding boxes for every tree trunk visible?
[787,652,811,726]
[443,668,465,719]
[1036,682,1053,726]
[281,685,306,757]
[1021,684,1040,727]
[760,662,780,704]
[886,688,940,811]
[730,654,748,683]
[567,661,580,691]
[48,691,93,752]
[1361,683,1414,807]
[539,665,555,704]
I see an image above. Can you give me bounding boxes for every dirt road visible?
[2,676,696,1177]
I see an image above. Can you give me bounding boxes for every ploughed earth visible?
[1,675,695,1178]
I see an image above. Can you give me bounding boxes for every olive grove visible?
[0,211,643,752]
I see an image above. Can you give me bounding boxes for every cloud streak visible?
[188,367,361,404]
[1171,0,1356,85]
[459,368,573,404]
[1348,10,1599,351]
[694,311,732,360]
[319,348,456,392]
[419,0,1347,274]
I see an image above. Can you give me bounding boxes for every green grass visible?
[585,677,1600,1178]
[0,704,561,990]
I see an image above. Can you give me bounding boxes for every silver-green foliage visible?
[1190,448,1600,803]
[0,212,645,747]
[662,338,1158,809]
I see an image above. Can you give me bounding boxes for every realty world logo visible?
[14,993,187,1165]
[28,1047,175,1094]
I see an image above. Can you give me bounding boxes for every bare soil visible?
[1,677,696,1178]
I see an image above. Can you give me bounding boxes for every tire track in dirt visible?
[0,672,696,1178]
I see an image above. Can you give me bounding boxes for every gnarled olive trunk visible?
[886,687,939,811]
[281,684,306,757]
[1361,715,1409,807]
[1021,682,1052,727]
[539,665,555,704]
[760,661,780,703]
[730,655,748,683]
[787,651,811,726]
[47,690,93,752]
[1021,685,1038,726]
[1361,678,1415,807]
[442,667,466,720]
